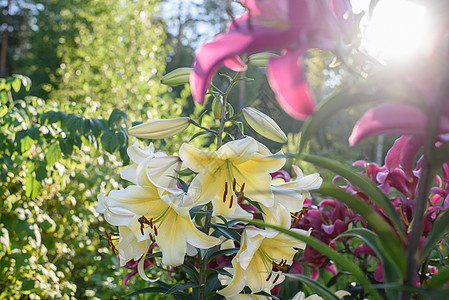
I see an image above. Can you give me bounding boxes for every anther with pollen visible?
[291,208,307,227]
[235,182,246,203]
[223,181,228,203]
[229,195,234,208]
[232,178,237,191]
[138,216,154,236]
[273,273,280,283]
[265,272,272,281]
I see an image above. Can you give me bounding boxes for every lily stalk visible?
[197,71,242,300]
[402,74,449,299]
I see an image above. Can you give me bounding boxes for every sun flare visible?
[362,0,431,63]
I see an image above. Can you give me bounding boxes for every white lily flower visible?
[218,206,310,297]
[292,290,351,300]
[218,267,272,300]
[271,165,322,213]
[120,142,181,191]
[179,137,286,218]
[98,186,219,275]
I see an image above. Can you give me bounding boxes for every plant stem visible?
[198,72,242,300]
[217,72,241,150]
[401,75,449,299]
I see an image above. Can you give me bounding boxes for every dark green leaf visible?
[165,282,198,295]
[175,168,197,176]
[337,228,402,296]
[421,209,449,260]
[206,248,239,263]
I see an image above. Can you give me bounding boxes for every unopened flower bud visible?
[247,52,279,67]
[161,68,192,86]
[242,107,287,143]
[128,117,191,139]
[212,98,223,119]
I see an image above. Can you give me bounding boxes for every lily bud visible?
[161,68,192,86]
[128,117,191,139]
[212,98,223,119]
[242,107,287,143]
[247,52,279,67]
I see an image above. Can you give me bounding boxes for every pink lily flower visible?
[191,0,352,120]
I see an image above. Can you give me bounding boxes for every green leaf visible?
[284,273,339,300]
[421,209,449,261]
[218,73,233,83]
[101,130,119,153]
[12,77,21,93]
[108,109,127,128]
[20,135,34,153]
[189,130,213,142]
[175,168,197,176]
[243,219,383,300]
[25,172,42,198]
[123,287,169,298]
[337,228,402,298]
[302,154,404,236]
[45,143,62,167]
[207,248,239,263]
[318,183,406,278]
[165,282,199,295]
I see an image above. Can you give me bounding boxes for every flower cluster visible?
[97,125,322,297]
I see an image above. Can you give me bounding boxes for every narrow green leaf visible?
[175,168,197,176]
[207,248,239,263]
[421,209,449,261]
[145,251,162,259]
[284,273,339,300]
[165,282,198,296]
[302,154,404,236]
[318,183,406,278]
[189,130,212,142]
[243,219,383,300]
[337,228,402,299]
[45,143,62,167]
[123,287,168,298]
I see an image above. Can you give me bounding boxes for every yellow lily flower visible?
[179,137,286,218]
[292,290,351,300]
[271,165,322,213]
[97,186,219,278]
[120,142,181,191]
[218,206,310,297]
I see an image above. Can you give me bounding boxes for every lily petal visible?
[349,102,449,145]
[267,49,315,120]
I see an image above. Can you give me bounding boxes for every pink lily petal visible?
[330,0,353,33]
[190,33,254,104]
[267,49,315,120]
[349,103,430,146]
[385,136,424,178]
[223,56,247,72]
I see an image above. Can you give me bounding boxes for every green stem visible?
[217,72,241,150]
[198,72,242,300]
[401,75,449,299]
[189,119,218,135]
